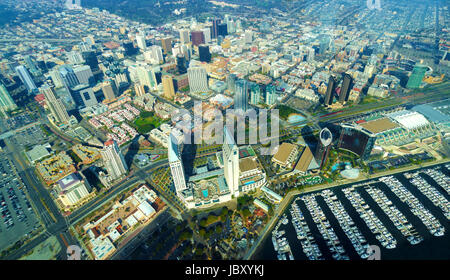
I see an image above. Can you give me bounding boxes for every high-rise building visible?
[176,54,187,74]
[265,84,277,105]
[324,76,336,106]
[339,73,353,103]
[244,30,253,44]
[406,64,428,89]
[227,74,236,93]
[234,80,248,113]
[134,83,146,97]
[179,29,190,44]
[137,65,159,91]
[211,18,221,39]
[101,80,117,101]
[40,83,70,124]
[217,23,228,37]
[187,66,208,93]
[82,51,99,72]
[136,34,147,50]
[191,31,205,46]
[59,66,80,95]
[71,84,98,108]
[223,126,239,196]
[161,37,173,54]
[0,83,17,116]
[315,127,332,169]
[67,51,84,65]
[337,123,376,161]
[162,75,175,100]
[249,82,261,105]
[198,44,211,63]
[202,28,211,44]
[123,41,138,56]
[149,45,164,64]
[73,65,94,85]
[168,133,187,196]
[15,65,37,94]
[101,140,128,181]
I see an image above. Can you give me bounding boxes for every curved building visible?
[337,123,376,160]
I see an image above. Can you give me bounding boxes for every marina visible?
[255,163,450,260]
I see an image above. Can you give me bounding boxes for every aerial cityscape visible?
[0,0,448,262]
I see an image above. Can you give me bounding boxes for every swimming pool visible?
[287,114,306,124]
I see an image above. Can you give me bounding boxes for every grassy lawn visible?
[133,111,163,134]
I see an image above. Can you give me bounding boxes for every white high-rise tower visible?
[101,140,128,181]
[168,133,187,196]
[223,127,239,196]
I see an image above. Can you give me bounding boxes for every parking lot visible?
[8,124,48,150]
[0,156,40,252]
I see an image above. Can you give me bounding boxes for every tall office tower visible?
[406,64,428,89]
[315,127,332,169]
[73,65,94,85]
[227,20,236,34]
[15,65,37,94]
[49,68,64,88]
[102,80,117,101]
[123,41,137,56]
[136,34,147,50]
[198,44,211,63]
[168,133,187,195]
[67,51,84,64]
[319,35,331,55]
[40,83,70,124]
[187,66,208,93]
[244,30,253,44]
[227,74,236,93]
[24,55,40,76]
[191,31,205,46]
[339,73,353,104]
[211,18,221,39]
[134,83,146,97]
[202,27,211,44]
[59,66,80,92]
[176,54,187,74]
[223,126,239,196]
[71,84,98,108]
[217,23,228,37]
[234,80,248,113]
[337,123,376,161]
[150,45,164,64]
[161,37,173,54]
[363,64,376,78]
[179,29,190,44]
[249,82,261,105]
[82,51,99,72]
[265,84,277,105]
[137,65,158,91]
[0,83,17,116]
[324,76,337,106]
[101,140,128,181]
[162,75,175,100]
[78,41,91,52]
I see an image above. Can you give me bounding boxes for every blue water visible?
[287,114,305,124]
[331,162,350,172]
[202,189,209,198]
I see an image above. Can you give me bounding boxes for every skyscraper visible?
[315,127,332,169]
[406,64,428,89]
[191,31,205,46]
[223,126,239,196]
[0,83,17,116]
[176,54,187,74]
[15,65,37,94]
[82,51,99,72]
[179,29,190,44]
[198,44,211,63]
[202,28,211,44]
[71,84,98,108]
[59,65,80,91]
[101,140,128,181]
[211,18,221,39]
[168,133,187,196]
[227,74,236,93]
[187,66,208,93]
[217,23,228,37]
[136,34,147,50]
[161,37,173,54]
[137,65,159,91]
[234,80,248,112]
[73,65,94,85]
[249,82,261,105]
[265,84,277,105]
[102,80,117,101]
[339,73,353,103]
[40,83,70,124]
[134,83,146,97]
[324,76,336,106]
[162,75,175,100]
